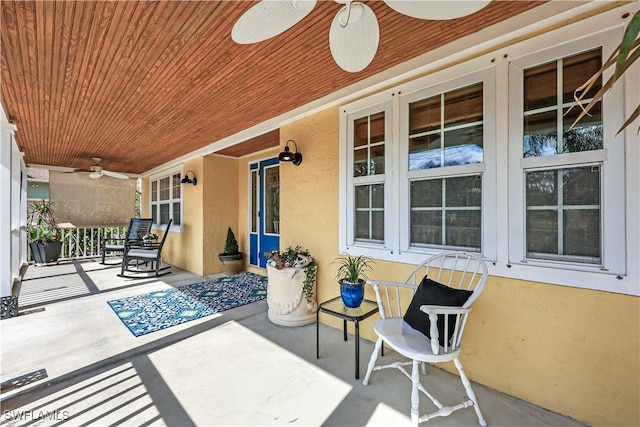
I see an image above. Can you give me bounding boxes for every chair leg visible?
[101,249,106,264]
[120,255,127,276]
[411,359,420,427]
[454,358,487,427]
[362,337,383,386]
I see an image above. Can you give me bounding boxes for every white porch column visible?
[1,105,20,318]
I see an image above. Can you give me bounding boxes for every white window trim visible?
[339,9,639,296]
[148,166,183,233]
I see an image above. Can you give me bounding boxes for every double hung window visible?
[508,33,625,275]
[344,102,392,253]
[342,68,495,260]
[405,82,485,251]
[150,169,182,228]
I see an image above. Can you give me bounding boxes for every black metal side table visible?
[316,296,380,380]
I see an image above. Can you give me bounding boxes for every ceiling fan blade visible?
[89,171,102,179]
[384,0,491,20]
[329,2,379,73]
[102,170,130,180]
[232,0,317,44]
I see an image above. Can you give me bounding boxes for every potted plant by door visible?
[218,227,243,275]
[27,199,63,265]
[265,246,317,326]
[333,254,374,308]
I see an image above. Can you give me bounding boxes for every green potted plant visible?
[218,227,243,275]
[265,246,317,326]
[333,254,375,308]
[142,231,158,245]
[27,199,63,265]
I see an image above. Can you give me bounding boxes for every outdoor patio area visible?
[1,260,585,426]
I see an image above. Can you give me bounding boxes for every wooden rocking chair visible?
[363,251,489,426]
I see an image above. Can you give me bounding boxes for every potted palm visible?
[333,254,374,308]
[27,199,63,265]
[218,227,243,275]
[265,246,317,326]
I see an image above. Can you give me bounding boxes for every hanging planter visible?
[265,246,317,326]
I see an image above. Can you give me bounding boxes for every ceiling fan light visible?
[231,0,317,44]
[329,2,379,73]
[383,0,491,20]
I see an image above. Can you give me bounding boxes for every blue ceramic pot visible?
[340,279,365,308]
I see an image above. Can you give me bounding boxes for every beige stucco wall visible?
[202,154,239,275]
[274,106,640,427]
[142,155,238,276]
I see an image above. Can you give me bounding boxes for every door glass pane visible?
[264,166,279,234]
[250,170,258,233]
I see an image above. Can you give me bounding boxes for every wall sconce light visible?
[278,139,303,166]
[181,170,197,186]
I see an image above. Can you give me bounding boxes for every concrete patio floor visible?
[0,260,585,426]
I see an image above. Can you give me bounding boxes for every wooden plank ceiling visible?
[1,0,544,174]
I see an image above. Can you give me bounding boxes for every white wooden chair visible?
[362,251,488,426]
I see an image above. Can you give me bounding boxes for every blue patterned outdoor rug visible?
[107,272,267,337]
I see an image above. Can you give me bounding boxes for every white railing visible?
[28,226,128,261]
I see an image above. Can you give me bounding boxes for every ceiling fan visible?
[72,158,130,180]
[231,0,491,73]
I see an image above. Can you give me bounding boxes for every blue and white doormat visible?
[107,272,267,337]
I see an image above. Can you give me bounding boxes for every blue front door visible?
[249,158,280,268]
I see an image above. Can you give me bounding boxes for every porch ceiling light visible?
[181,170,197,186]
[279,139,303,166]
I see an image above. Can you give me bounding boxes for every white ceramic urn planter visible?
[267,264,317,326]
